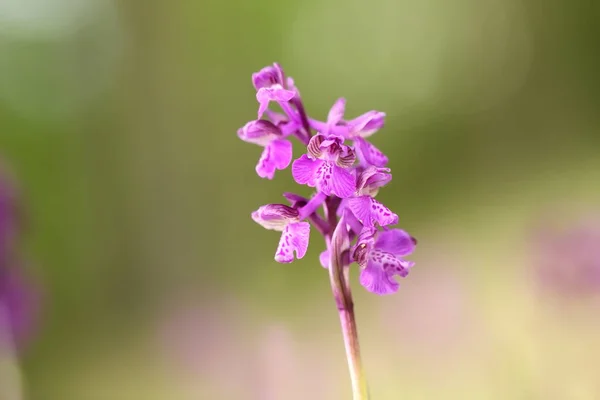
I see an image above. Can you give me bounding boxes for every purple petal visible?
[252,64,285,90]
[275,222,310,263]
[346,196,398,227]
[330,167,356,198]
[359,262,399,295]
[315,162,356,198]
[292,155,322,187]
[354,137,388,167]
[256,86,296,118]
[319,249,330,269]
[375,229,416,257]
[327,98,346,126]
[270,140,293,170]
[237,120,281,146]
[306,134,325,159]
[356,166,392,196]
[359,248,413,295]
[256,140,292,179]
[251,204,300,231]
[348,111,385,138]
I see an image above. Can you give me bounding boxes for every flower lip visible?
[251,204,300,231]
[353,228,416,295]
[238,120,282,146]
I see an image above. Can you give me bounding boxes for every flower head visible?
[354,228,416,295]
[239,63,416,295]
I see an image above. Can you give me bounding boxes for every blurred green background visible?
[1,0,600,399]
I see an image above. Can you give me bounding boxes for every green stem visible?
[329,214,370,400]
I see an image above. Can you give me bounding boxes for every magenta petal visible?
[270,140,293,170]
[275,222,310,263]
[346,196,398,227]
[359,262,399,295]
[292,155,322,187]
[327,98,346,126]
[375,229,415,256]
[354,137,388,167]
[315,162,355,198]
[252,63,285,90]
[255,140,292,179]
[255,147,274,179]
[348,111,385,138]
[256,86,296,117]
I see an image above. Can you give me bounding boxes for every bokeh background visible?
[1,0,600,399]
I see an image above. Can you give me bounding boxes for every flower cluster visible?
[238,63,416,295]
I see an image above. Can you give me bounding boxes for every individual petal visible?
[269,139,293,170]
[354,137,388,167]
[255,145,275,179]
[251,204,300,231]
[237,120,281,146]
[319,249,330,269]
[256,86,296,118]
[356,166,392,196]
[252,63,285,90]
[330,165,357,198]
[327,98,346,126]
[292,155,322,187]
[359,262,399,295]
[335,146,356,168]
[314,162,355,198]
[348,111,385,138]
[306,134,325,159]
[346,196,398,227]
[275,222,310,263]
[375,229,416,257]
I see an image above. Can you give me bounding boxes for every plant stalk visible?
[329,213,370,400]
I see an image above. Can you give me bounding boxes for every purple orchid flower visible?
[252,204,311,263]
[238,63,417,397]
[353,228,416,295]
[292,134,356,198]
[238,120,293,179]
[252,63,297,120]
